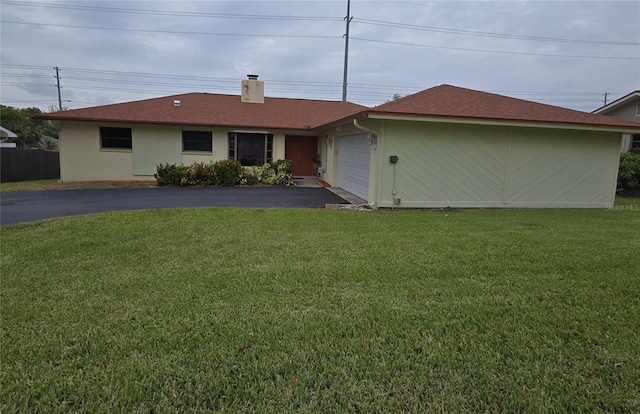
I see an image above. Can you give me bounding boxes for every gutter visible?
[366,112,640,134]
[353,118,377,137]
[353,118,378,150]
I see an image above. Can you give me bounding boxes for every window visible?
[632,134,640,149]
[228,132,273,165]
[100,127,132,149]
[182,130,212,152]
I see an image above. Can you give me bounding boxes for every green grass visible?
[0,179,156,192]
[2,208,639,412]
[0,179,60,192]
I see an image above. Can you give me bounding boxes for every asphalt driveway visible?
[0,187,349,226]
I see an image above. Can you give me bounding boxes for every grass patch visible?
[2,208,639,412]
[0,180,156,192]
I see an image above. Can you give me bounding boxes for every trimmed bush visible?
[155,159,292,187]
[240,168,259,185]
[189,162,216,186]
[213,159,243,186]
[155,163,190,186]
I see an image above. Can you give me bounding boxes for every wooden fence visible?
[0,148,60,183]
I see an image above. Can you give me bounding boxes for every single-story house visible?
[36,76,365,181]
[37,76,640,208]
[592,90,640,152]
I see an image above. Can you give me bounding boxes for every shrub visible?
[155,163,190,186]
[249,161,294,186]
[618,151,640,190]
[274,161,294,186]
[189,162,216,186]
[272,159,293,174]
[213,159,243,186]
[240,167,258,185]
[154,159,293,187]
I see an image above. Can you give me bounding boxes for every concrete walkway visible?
[294,176,367,205]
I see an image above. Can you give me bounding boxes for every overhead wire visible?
[353,18,639,46]
[3,20,635,61]
[1,0,342,21]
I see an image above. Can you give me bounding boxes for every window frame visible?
[182,130,213,153]
[100,126,132,150]
[227,132,274,165]
[631,134,640,149]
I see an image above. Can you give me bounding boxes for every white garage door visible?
[337,133,370,200]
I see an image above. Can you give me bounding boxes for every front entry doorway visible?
[285,136,318,176]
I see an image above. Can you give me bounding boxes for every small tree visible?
[35,135,59,151]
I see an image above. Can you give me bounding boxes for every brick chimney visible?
[241,74,264,103]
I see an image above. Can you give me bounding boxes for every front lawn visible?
[1,208,639,412]
[0,179,157,192]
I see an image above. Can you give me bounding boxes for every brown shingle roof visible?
[369,84,640,130]
[38,93,367,131]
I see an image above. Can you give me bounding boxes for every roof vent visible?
[173,99,181,107]
[247,74,259,80]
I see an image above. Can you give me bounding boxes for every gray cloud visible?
[1,0,638,112]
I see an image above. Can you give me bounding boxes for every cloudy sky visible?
[1,0,638,112]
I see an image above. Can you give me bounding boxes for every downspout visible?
[353,119,377,137]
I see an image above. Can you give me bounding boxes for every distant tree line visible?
[0,105,60,150]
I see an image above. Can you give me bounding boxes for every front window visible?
[228,132,273,165]
[100,127,132,149]
[183,130,212,152]
[632,134,640,149]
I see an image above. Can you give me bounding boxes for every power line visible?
[1,0,342,21]
[391,0,639,26]
[353,18,639,46]
[0,64,626,100]
[0,20,340,40]
[350,37,639,60]
[4,20,635,61]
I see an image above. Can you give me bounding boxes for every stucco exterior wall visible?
[59,122,296,181]
[59,121,149,181]
[133,125,182,175]
[375,121,620,208]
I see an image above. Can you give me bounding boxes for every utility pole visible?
[341,0,352,102]
[54,66,62,111]
[603,92,609,106]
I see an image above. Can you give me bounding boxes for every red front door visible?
[285,136,318,176]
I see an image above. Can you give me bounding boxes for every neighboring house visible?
[592,90,640,152]
[37,78,640,208]
[0,126,18,148]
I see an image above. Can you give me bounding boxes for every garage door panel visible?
[337,134,370,200]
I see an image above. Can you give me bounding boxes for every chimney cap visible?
[247,74,259,80]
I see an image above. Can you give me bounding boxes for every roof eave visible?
[367,112,640,133]
[38,116,320,132]
[311,110,369,131]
